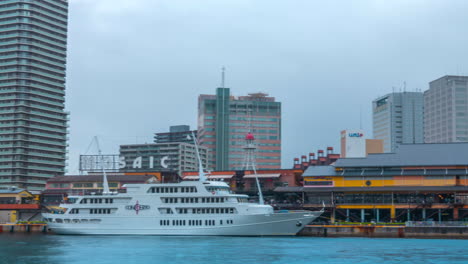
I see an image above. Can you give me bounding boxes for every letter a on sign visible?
[133,156,142,169]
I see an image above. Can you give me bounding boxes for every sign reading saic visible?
[79,155,170,172]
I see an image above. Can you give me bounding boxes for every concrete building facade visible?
[372,92,424,152]
[424,75,468,143]
[0,0,69,190]
[198,88,281,170]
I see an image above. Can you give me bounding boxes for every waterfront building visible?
[276,143,468,223]
[0,186,39,223]
[0,0,69,190]
[119,142,210,176]
[424,75,468,143]
[154,125,196,144]
[198,88,281,170]
[372,92,424,152]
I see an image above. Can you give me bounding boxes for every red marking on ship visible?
[135,201,141,215]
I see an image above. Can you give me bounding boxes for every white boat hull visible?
[43,211,320,236]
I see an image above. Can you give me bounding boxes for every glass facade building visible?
[0,0,68,190]
[198,88,281,171]
[424,75,468,143]
[372,92,424,152]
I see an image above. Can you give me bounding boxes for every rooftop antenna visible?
[192,132,206,182]
[221,66,225,88]
[403,81,406,92]
[95,136,110,194]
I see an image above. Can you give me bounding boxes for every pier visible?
[300,224,468,239]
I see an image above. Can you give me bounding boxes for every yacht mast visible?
[95,136,110,194]
[192,132,207,182]
[243,132,264,205]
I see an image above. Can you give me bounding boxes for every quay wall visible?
[0,224,47,233]
[299,225,468,239]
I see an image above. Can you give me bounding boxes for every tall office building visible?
[424,75,468,143]
[0,1,69,190]
[372,92,424,152]
[198,88,281,171]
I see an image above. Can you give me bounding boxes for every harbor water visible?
[0,234,467,264]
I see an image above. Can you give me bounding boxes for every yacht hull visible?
[43,211,320,236]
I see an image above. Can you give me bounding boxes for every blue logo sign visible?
[348,133,363,138]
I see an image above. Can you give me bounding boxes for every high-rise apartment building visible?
[372,92,424,152]
[424,75,468,143]
[198,88,281,171]
[0,0,69,190]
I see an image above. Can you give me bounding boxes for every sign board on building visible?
[341,129,366,158]
[79,155,170,172]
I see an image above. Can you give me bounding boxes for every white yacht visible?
[43,134,322,235]
[42,180,322,236]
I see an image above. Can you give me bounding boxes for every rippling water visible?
[0,234,467,264]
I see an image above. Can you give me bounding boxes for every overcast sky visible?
[65,0,468,173]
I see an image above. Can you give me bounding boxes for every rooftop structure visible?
[293,147,340,170]
[154,125,196,144]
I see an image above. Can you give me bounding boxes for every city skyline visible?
[64,0,468,173]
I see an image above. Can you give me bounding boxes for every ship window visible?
[216,208,219,214]
[174,188,178,193]
[220,220,223,225]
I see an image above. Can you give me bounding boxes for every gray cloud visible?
[66,0,468,173]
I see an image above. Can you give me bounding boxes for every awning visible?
[244,173,281,179]
[183,174,234,180]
